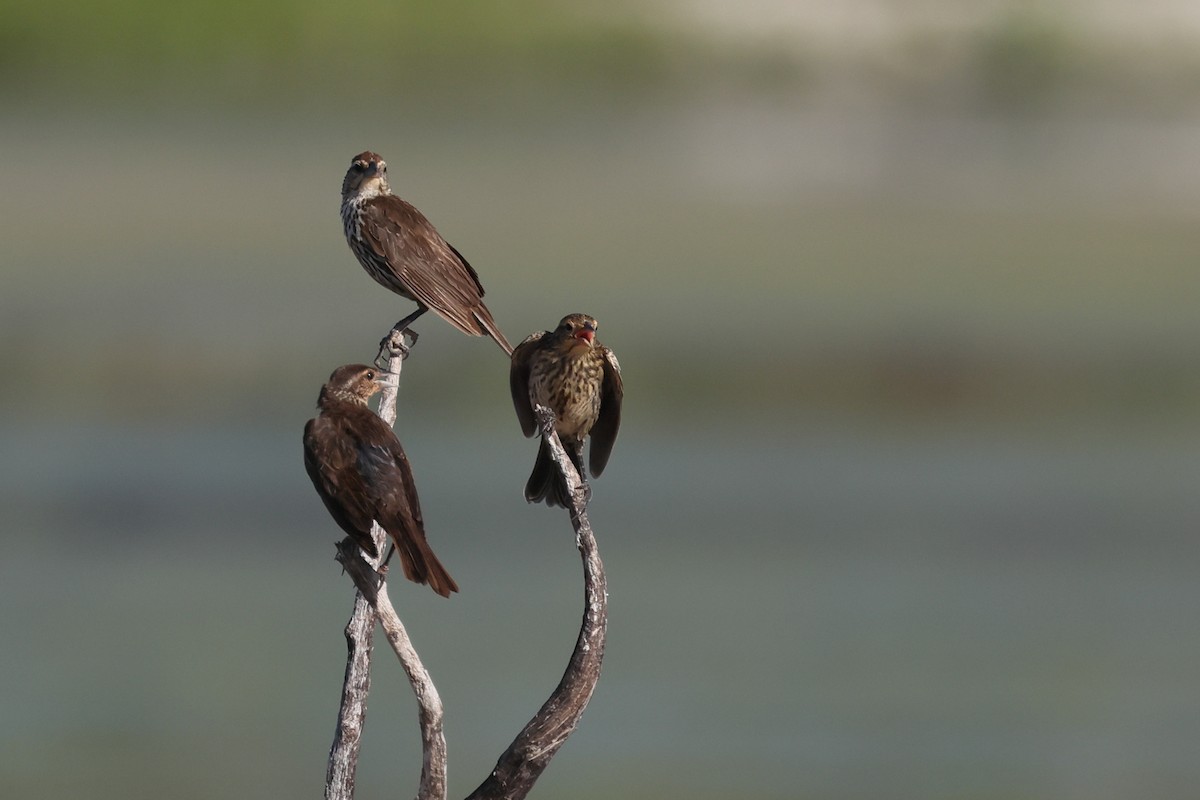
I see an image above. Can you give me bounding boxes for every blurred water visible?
[3,47,1200,798]
[2,416,1197,799]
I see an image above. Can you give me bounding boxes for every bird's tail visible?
[525,436,584,508]
[474,309,514,356]
[393,534,459,598]
[419,542,459,598]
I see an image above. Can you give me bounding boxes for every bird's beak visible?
[573,327,595,346]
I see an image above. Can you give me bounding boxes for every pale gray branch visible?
[326,330,447,800]
[324,587,378,800]
[376,580,448,800]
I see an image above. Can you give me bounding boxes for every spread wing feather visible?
[588,346,624,477]
[509,330,547,438]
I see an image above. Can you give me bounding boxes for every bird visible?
[303,364,458,597]
[340,150,513,359]
[510,313,623,507]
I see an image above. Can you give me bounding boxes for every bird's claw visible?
[374,328,418,368]
[534,404,557,435]
[380,542,397,571]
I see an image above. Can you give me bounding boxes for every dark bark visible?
[466,406,608,800]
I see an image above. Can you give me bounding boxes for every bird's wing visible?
[447,241,513,354]
[446,242,487,297]
[361,197,490,336]
[588,346,624,477]
[354,426,426,535]
[303,416,380,556]
[509,331,546,438]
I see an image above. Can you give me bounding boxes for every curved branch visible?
[466,405,608,800]
[326,330,448,800]
[324,334,607,800]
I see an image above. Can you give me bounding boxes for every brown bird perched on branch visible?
[303,364,458,597]
[340,151,513,359]
[510,313,623,507]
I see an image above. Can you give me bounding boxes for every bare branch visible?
[325,586,378,800]
[376,580,448,800]
[326,330,447,800]
[466,404,608,800]
[325,329,607,800]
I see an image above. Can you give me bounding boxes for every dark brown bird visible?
[510,314,623,507]
[340,151,513,357]
[303,364,458,597]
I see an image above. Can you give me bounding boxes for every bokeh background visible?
[3,2,1199,798]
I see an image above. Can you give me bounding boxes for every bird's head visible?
[318,363,390,407]
[342,151,390,200]
[555,313,598,350]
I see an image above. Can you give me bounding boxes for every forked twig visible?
[326,330,447,800]
[324,331,608,800]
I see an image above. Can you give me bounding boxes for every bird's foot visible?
[373,544,395,589]
[374,328,419,369]
[534,404,557,436]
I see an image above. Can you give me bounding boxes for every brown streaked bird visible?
[340,150,513,357]
[303,364,458,597]
[510,313,623,507]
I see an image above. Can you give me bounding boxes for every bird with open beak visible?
[510,314,623,507]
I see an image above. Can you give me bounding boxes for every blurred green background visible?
[2,1,1199,798]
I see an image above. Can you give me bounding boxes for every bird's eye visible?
[365,370,375,380]
[352,163,365,172]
